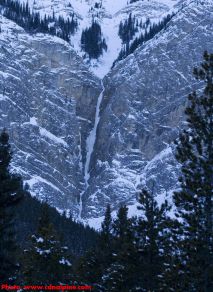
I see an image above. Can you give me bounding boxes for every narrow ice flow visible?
[84,81,105,188]
[78,190,84,220]
[78,81,105,219]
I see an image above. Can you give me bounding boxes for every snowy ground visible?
[86,146,179,230]
[85,191,177,230]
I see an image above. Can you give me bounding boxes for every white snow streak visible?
[25,175,62,193]
[39,127,68,147]
[78,81,105,219]
[84,81,104,188]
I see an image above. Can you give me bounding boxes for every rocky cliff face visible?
[0,0,213,221]
[82,0,213,218]
[0,16,101,217]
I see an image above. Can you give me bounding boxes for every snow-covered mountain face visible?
[18,0,179,77]
[0,0,213,223]
[82,0,213,219]
[0,16,102,217]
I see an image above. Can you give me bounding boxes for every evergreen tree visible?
[0,129,25,283]
[118,13,139,44]
[114,13,174,66]
[103,205,139,292]
[0,0,78,42]
[15,192,98,258]
[99,204,112,254]
[75,249,102,291]
[136,189,179,291]
[174,51,213,291]
[75,205,113,291]
[81,21,107,59]
[22,202,73,285]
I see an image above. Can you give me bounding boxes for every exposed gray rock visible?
[82,0,213,218]
[0,17,101,217]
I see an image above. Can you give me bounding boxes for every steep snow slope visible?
[0,15,101,217]
[17,0,179,77]
[81,0,213,219]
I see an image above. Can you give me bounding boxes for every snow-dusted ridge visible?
[16,0,179,78]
